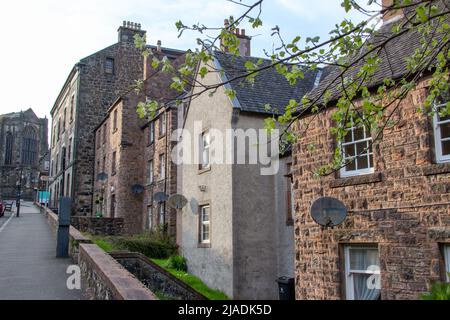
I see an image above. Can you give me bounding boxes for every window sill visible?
[198,243,211,249]
[423,162,450,176]
[198,167,211,175]
[158,134,166,140]
[330,172,382,188]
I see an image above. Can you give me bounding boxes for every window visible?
[112,151,117,175]
[433,102,450,163]
[147,206,153,230]
[199,205,211,244]
[103,124,107,144]
[147,160,154,185]
[445,245,450,282]
[159,203,165,226]
[110,194,116,218]
[102,156,106,172]
[22,126,38,166]
[148,122,155,145]
[159,154,166,180]
[57,119,61,141]
[341,119,374,177]
[344,245,381,300]
[68,138,72,164]
[105,58,115,74]
[62,108,66,133]
[4,132,13,165]
[200,131,210,170]
[159,114,166,137]
[97,160,100,175]
[113,109,118,132]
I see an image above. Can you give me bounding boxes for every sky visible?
[0,0,378,121]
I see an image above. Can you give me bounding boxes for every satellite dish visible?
[131,184,145,194]
[97,172,108,182]
[190,198,199,215]
[167,194,188,209]
[311,197,347,228]
[154,192,169,203]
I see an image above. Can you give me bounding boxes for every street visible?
[0,202,83,300]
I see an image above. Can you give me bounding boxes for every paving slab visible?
[0,202,83,300]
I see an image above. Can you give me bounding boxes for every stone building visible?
[93,45,185,234]
[292,2,450,300]
[179,28,321,299]
[0,108,49,200]
[49,22,146,214]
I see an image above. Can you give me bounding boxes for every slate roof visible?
[306,0,450,107]
[214,51,321,115]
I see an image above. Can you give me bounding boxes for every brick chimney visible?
[118,21,146,43]
[220,19,251,56]
[382,0,404,24]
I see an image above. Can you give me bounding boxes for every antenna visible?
[154,192,169,203]
[167,194,188,210]
[131,184,144,194]
[310,197,348,228]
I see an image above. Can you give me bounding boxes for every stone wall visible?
[111,252,207,300]
[79,244,157,300]
[71,216,124,236]
[292,77,450,300]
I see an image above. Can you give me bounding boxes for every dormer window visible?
[433,101,450,163]
[105,58,115,74]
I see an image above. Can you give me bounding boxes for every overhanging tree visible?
[133,0,450,176]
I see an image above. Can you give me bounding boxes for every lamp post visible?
[15,166,24,217]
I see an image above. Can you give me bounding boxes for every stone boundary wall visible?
[111,252,208,300]
[71,216,124,236]
[37,203,92,262]
[35,203,158,300]
[79,244,157,300]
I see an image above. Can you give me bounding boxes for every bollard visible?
[56,197,71,258]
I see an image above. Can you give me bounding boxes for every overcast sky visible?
[0,0,377,120]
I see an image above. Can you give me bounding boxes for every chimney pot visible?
[224,19,230,28]
[382,0,404,23]
[241,29,246,36]
[235,28,240,36]
[157,40,162,52]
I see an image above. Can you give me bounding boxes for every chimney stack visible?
[220,19,251,57]
[382,0,404,24]
[118,20,146,43]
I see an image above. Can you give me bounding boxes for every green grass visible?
[93,238,120,253]
[151,259,229,300]
[90,236,229,300]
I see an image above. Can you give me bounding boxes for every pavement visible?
[0,202,83,300]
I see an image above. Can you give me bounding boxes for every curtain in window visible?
[350,249,381,300]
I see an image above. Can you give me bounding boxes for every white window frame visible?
[149,121,155,144]
[445,245,450,282]
[340,119,374,178]
[200,131,211,170]
[147,160,154,185]
[159,115,166,137]
[159,203,165,226]
[159,154,166,180]
[344,245,381,300]
[147,206,153,230]
[200,205,211,244]
[433,103,450,163]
